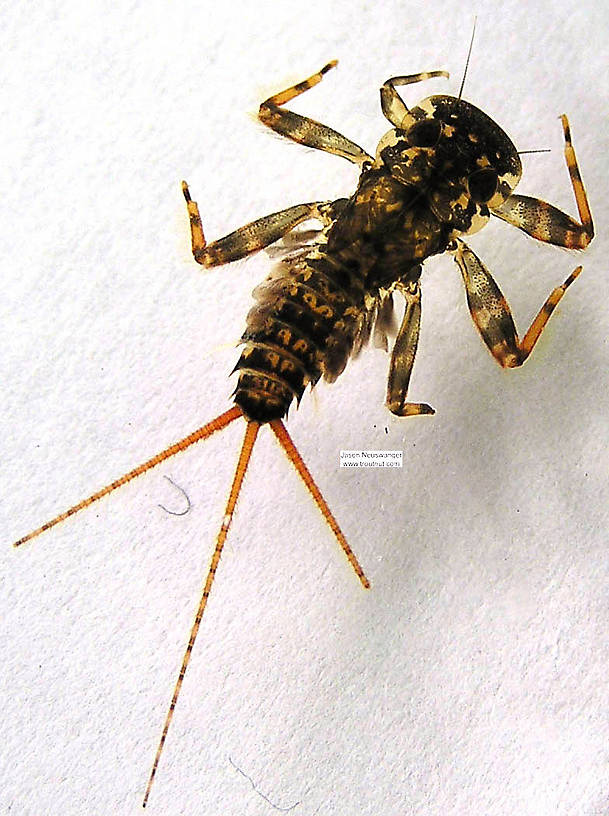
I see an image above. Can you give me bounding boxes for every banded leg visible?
[258,61,373,168]
[183,182,343,268]
[492,115,594,249]
[386,279,435,417]
[380,70,449,128]
[452,239,582,368]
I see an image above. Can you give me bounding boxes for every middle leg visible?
[452,238,582,368]
[258,61,373,168]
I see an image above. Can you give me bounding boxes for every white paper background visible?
[2,1,608,814]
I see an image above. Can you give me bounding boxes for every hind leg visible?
[386,279,435,417]
[182,182,344,268]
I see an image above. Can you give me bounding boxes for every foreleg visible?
[493,115,594,249]
[380,71,449,127]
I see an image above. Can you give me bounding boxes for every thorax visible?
[324,168,449,290]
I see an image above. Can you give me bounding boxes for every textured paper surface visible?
[2,1,608,814]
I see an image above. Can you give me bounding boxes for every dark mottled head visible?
[375,94,522,236]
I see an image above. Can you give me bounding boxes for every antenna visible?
[458,17,477,100]
[518,149,552,155]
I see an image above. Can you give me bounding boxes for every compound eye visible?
[407,118,442,148]
[468,167,499,203]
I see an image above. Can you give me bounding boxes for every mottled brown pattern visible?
[15,60,594,807]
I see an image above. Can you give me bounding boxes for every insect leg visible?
[258,61,373,168]
[492,115,594,249]
[183,182,343,268]
[452,239,582,367]
[380,71,449,127]
[386,279,435,417]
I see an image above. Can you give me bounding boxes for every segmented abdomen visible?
[233,248,369,423]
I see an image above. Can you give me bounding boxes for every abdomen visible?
[233,248,369,422]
